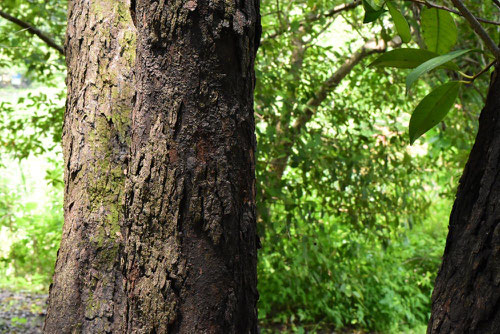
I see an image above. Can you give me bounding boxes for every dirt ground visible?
[0,290,46,334]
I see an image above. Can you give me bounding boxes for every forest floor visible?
[0,290,46,334]
[0,289,411,333]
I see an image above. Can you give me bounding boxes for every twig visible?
[494,0,500,10]
[462,60,496,83]
[404,0,500,26]
[0,9,64,55]
[449,0,500,61]
[306,0,362,22]
[262,0,362,41]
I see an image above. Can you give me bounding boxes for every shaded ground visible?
[0,290,46,334]
[0,289,422,333]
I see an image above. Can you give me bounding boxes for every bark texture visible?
[428,68,500,333]
[45,0,260,333]
[123,0,260,332]
[44,0,136,332]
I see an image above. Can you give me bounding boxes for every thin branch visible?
[449,0,500,60]
[0,9,64,55]
[292,38,401,133]
[269,38,401,179]
[306,0,362,22]
[494,0,500,10]
[404,0,500,26]
[262,0,362,42]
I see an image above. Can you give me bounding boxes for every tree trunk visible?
[45,0,261,333]
[428,68,500,333]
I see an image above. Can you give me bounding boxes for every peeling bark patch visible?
[183,0,197,11]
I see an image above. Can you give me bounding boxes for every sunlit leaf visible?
[409,81,461,144]
[406,49,471,92]
[421,7,457,54]
[386,2,411,43]
[370,49,459,70]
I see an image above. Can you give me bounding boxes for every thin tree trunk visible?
[428,68,500,332]
[123,1,260,332]
[44,0,135,332]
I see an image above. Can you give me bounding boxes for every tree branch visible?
[464,60,496,83]
[404,0,500,26]
[269,38,400,179]
[449,0,500,60]
[292,38,400,133]
[306,0,362,22]
[262,0,362,42]
[494,0,500,10]
[0,9,64,55]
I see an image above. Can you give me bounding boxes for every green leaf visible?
[363,0,386,23]
[409,81,461,144]
[406,49,471,92]
[370,49,459,70]
[386,2,411,43]
[421,7,457,54]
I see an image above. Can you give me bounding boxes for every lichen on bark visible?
[44,0,136,333]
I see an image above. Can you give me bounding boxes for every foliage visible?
[258,202,449,332]
[366,0,496,143]
[0,0,65,80]
[0,86,64,159]
[0,0,65,159]
[0,159,63,291]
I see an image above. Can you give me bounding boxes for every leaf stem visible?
[458,71,474,79]
[462,60,497,84]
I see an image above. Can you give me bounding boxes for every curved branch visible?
[262,0,362,42]
[449,0,500,61]
[270,38,401,179]
[292,38,400,133]
[0,9,64,55]
[404,0,500,26]
[306,0,362,22]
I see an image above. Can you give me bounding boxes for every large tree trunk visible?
[45,0,261,333]
[428,68,500,332]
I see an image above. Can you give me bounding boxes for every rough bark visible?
[45,0,260,333]
[44,0,136,332]
[123,0,260,332]
[428,68,500,333]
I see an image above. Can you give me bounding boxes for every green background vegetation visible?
[0,0,496,332]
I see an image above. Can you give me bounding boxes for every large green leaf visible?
[409,81,461,144]
[370,49,459,70]
[363,0,386,23]
[386,2,411,43]
[406,49,470,92]
[421,7,457,54]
